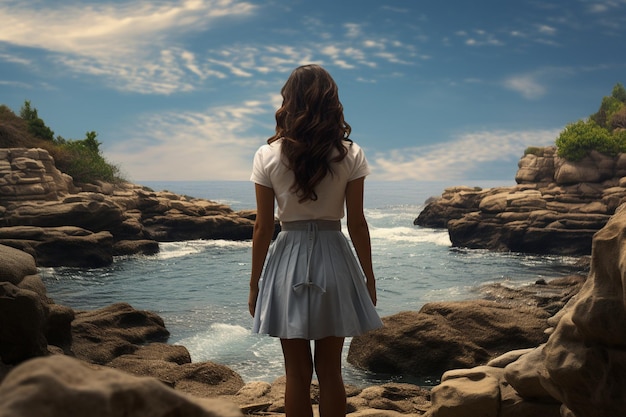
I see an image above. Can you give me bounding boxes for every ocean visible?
[39,180,581,387]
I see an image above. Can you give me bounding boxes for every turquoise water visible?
[40,180,581,386]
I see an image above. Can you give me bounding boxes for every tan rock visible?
[499,382,560,417]
[348,300,550,378]
[504,345,556,402]
[0,355,243,417]
[425,366,502,417]
[0,244,37,284]
[478,192,508,213]
[540,204,626,417]
[71,302,170,365]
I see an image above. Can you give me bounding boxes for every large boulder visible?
[348,300,550,379]
[0,355,243,417]
[539,203,626,417]
[71,302,170,365]
[0,282,49,364]
[0,241,37,283]
[0,244,49,364]
[108,349,245,398]
[424,364,561,417]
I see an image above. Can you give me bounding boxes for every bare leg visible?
[280,338,314,417]
[314,336,346,417]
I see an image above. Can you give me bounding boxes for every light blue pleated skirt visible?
[252,220,383,340]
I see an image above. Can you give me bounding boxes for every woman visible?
[249,64,382,417]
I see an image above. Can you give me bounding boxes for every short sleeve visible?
[348,144,371,181]
[250,146,272,187]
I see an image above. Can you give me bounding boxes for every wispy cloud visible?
[370,129,559,181]
[585,0,626,14]
[0,0,258,94]
[503,74,547,99]
[0,0,257,56]
[106,98,275,181]
[0,0,420,94]
[502,64,594,99]
[456,29,504,46]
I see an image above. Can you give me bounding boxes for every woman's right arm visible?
[346,177,377,306]
[249,183,275,317]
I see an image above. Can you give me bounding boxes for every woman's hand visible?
[367,280,377,306]
[248,287,259,317]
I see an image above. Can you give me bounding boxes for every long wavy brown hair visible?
[268,64,352,202]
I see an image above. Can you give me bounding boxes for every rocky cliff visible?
[415,146,626,255]
[0,147,257,267]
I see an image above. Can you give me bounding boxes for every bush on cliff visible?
[556,83,626,161]
[1,102,124,184]
[555,119,622,161]
[52,131,123,184]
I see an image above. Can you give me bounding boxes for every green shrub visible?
[614,129,626,150]
[10,100,125,184]
[590,96,623,128]
[524,146,544,157]
[609,106,626,131]
[612,82,626,103]
[53,132,122,184]
[555,119,617,161]
[19,100,55,141]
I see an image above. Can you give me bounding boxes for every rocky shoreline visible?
[0,148,260,267]
[416,146,626,256]
[1,146,626,416]
[0,241,589,416]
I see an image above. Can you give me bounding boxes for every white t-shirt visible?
[250,139,370,222]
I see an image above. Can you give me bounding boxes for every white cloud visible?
[0,0,422,93]
[344,23,363,38]
[503,74,546,99]
[0,0,257,57]
[370,129,560,181]
[106,98,275,181]
[0,0,257,93]
[457,29,504,46]
[537,24,557,35]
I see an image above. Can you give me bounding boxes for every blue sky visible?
[1,0,624,182]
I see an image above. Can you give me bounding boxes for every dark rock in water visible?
[348,299,551,379]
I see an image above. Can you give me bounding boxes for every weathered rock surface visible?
[0,147,256,267]
[0,244,50,364]
[415,146,626,255]
[538,202,626,417]
[228,376,431,416]
[422,203,626,417]
[347,299,552,379]
[0,355,244,417]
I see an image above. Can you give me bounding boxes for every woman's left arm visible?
[249,183,275,317]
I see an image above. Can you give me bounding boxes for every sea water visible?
[40,180,581,386]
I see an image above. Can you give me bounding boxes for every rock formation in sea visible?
[415,146,626,255]
[0,147,256,267]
